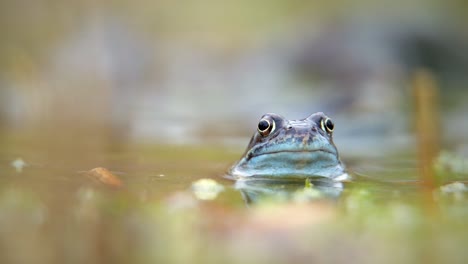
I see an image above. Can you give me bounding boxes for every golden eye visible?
[257,118,275,136]
[321,118,334,133]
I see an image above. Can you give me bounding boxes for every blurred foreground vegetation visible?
[0,170,467,264]
[0,139,467,264]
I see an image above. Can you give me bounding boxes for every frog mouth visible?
[247,148,336,160]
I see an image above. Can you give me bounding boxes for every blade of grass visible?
[412,69,440,214]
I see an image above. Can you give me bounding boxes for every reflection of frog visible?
[228,113,348,181]
[236,178,344,204]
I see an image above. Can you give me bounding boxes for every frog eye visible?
[257,118,275,136]
[320,118,334,133]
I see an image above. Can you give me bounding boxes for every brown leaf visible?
[85,167,123,188]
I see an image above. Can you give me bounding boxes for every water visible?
[1,130,467,264]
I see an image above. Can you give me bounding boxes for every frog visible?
[228,112,349,182]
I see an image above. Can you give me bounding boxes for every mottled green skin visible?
[229,112,348,181]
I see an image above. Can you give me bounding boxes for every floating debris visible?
[440,182,467,193]
[435,151,468,175]
[11,158,27,173]
[85,167,123,188]
[191,178,225,200]
[438,182,467,202]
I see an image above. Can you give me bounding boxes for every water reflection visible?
[234,178,343,205]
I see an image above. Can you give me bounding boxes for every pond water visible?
[1,130,467,264]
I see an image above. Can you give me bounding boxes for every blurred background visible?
[1,0,468,157]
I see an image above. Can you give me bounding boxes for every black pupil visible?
[325,119,334,130]
[258,120,270,131]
